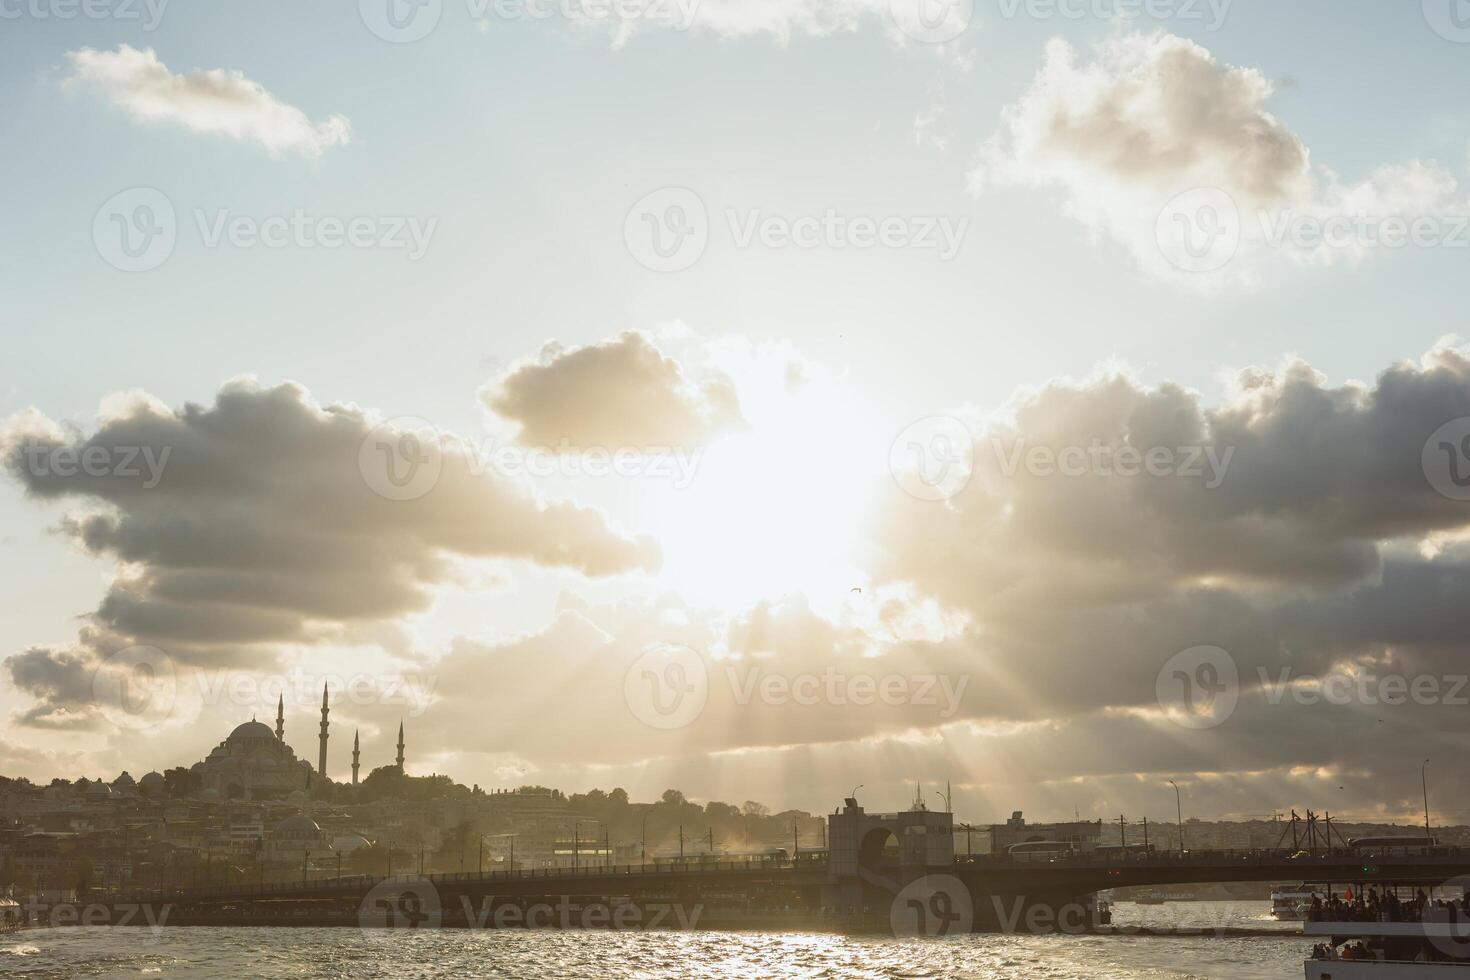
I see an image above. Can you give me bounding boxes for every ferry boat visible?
[1273,885,1327,921]
[1303,886,1470,978]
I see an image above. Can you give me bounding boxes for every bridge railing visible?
[104,853,805,907]
[956,846,1470,869]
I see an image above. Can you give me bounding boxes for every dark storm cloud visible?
[0,378,659,675]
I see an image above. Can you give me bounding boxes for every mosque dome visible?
[228,720,277,742]
[272,814,323,841]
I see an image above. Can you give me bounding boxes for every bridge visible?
[40,800,1470,936]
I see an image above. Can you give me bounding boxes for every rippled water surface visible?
[1,902,1309,978]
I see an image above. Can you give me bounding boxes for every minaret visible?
[275,694,285,742]
[351,729,361,786]
[396,720,405,771]
[317,682,330,779]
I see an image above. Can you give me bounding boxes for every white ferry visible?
[1273,886,1327,921]
[1305,910,1470,977]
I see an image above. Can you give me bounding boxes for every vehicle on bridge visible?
[1093,843,1156,860]
[1005,840,1076,862]
[1347,836,1438,856]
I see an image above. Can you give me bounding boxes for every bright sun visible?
[638,356,881,612]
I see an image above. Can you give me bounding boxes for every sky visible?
[2,0,1470,826]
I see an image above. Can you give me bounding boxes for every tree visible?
[74,857,94,900]
[163,767,201,797]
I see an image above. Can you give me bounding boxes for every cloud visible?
[483,331,744,449]
[971,33,1465,282]
[1,378,658,676]
[3,647,103,730]
[558,0,972,48]
[875,342,1470,729]
[64,44,350,158]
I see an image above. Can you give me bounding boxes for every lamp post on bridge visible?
[1423,759,1433,842]
[1168,780,1185,853]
